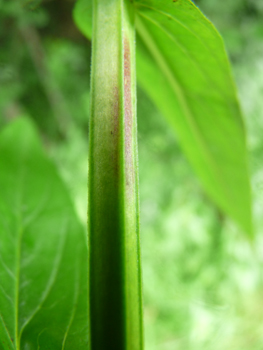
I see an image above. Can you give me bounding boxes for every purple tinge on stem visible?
[123,36,135,192]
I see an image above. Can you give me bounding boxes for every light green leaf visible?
[0,118,89,350]
[134,0,252,235]
[73,0,92,39]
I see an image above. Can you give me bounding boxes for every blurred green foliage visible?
[1,0,263,349]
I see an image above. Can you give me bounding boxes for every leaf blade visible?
[135,0,252,235]
[73,0,92,39]
[0,118,89,350]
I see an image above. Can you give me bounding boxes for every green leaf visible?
[0,118,89,350]
[134,0,252,235]
[73,0,92,39]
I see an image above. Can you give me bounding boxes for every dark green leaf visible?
[0,118,89,350]
[134,0,252,235]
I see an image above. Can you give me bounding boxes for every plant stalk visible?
[88,0,143,348]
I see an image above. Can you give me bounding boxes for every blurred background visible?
[1,0,263,349]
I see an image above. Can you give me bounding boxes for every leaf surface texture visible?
[0,119,89,350]
[134,0,252,234]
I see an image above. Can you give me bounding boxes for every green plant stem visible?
[88,0,143,349]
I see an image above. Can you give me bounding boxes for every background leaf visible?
[134,0,252,234]
[73,0,92,40]
[0,118,88,350]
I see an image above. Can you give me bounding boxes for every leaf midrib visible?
[14,142,27,350]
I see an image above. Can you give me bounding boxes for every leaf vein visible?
[19,220,68,335]
[0,312,15,349]
[138,12,228,99]
[135,3,227,71]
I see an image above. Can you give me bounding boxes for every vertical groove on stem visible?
[88,0,143,349]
